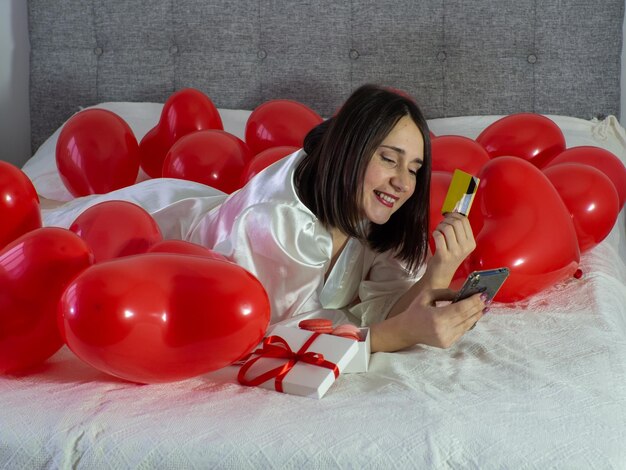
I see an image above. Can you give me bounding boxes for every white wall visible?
[1,1,625,168]
[0,0,30,167]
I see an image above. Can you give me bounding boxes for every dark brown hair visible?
[294,83,432,272]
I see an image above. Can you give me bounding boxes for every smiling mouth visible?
[374,190,397,208]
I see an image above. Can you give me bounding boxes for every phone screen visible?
[453,267,510,303]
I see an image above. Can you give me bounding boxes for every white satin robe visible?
[42,150,424,326]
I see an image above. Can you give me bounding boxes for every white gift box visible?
[342,327,370,373]
[238,325,358,399]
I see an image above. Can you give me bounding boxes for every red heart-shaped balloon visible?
[139,88,224,178]
[0,228,94,374]
[0,161,42,249]
[59,254,271,384]
[543,163,620,253]
[56,109,140,196]
[468,157,580,301]
[476,113,566,168]
[70,200,163,263]
[543,146,626,211]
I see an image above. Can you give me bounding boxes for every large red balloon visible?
[431,135,490,175]
[245,99,323,155]
[0,161,42,249]
[476,113,566,168]
[543,146,626,211]
[0,228,93,374]
[56,109,140,196]
[241,145,299,185]
[140,88,224,178]
[59,254,271,383]
[147,239,228,261]
[543,163,620,253]
[468,157,580,302]
[162,130,252,193]
[70,201,163,263]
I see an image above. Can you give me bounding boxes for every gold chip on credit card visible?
[441,169,480,216]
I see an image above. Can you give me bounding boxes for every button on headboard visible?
[28,0,624,151]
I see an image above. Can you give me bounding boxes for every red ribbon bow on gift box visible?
[237,333,339,393]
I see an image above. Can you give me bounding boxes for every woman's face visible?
[361,115,424,225]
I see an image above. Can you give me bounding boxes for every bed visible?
[3,0,626,468]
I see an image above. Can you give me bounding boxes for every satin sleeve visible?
[349,249,425,327]
[191,202,333,324]
[40,177,226,237]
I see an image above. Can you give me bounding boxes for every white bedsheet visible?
[4,105,626,468]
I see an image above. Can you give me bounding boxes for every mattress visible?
[4,103,626,468]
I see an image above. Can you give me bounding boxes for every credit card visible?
[441,169,480,216]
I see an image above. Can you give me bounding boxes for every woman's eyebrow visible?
[379,144,405,154]
[379,145,424,164]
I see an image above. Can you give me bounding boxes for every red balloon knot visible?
[573,269,583,279]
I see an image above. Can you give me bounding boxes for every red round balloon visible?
[476,113,566,168]
[0,227,94,374]
[543,163,620,253]
[140,88,224,178]
[245,99,323,155]
[70,201,163,263]
[147,239,228,261]
[56,109,140,196]
[162,130,252,193]
[0,161,42,249]
[241,146,299,185]
[138,127,168,176]
[59,254,271,383]
[468,157,580,301]
[543,146,626,211]
[431,135,490,175]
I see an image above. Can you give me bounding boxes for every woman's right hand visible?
[370,288,486,352]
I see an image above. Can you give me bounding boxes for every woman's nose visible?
[391,169,411,192]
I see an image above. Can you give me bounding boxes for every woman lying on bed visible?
[41,84,487,353]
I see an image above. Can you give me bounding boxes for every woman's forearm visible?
[370,313,415,352]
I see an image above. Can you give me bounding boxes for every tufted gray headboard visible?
[28,0,624,151]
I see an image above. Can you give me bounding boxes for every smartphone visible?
[453,267,510,303]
